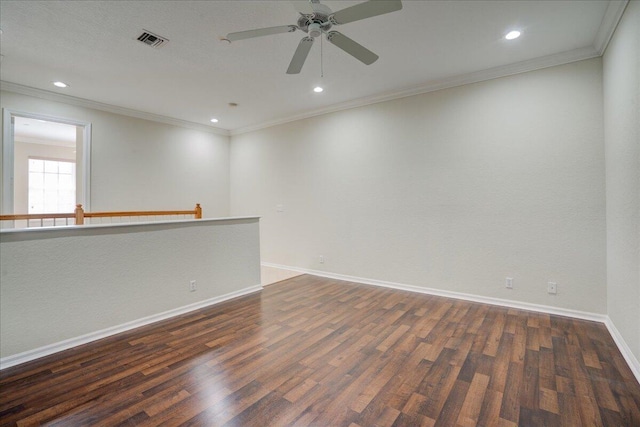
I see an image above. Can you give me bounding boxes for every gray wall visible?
[1,91,231,217]
[0,218,260,359]
[604,1,640,365]
[231,58,607,314]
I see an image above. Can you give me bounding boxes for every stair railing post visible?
[75,204,85,225]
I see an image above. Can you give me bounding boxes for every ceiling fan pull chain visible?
[321,34,324,78]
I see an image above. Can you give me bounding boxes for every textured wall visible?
[1,91,231,217]
[231,58,606,314]
[0,218,260,358]
[604,1,640,363]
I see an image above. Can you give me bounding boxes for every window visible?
[28,158,76,214]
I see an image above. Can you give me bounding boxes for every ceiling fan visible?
[223,0,403,74]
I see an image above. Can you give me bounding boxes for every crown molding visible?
[14,135,76,147]
[0,81,230,137]
[3,37,618,139]
[594,0,629,55]
[231,46,600,136]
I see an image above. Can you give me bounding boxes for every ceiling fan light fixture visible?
[505,30,521,40]
[308,23,322,38]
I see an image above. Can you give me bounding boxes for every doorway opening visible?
[2,110,91,217]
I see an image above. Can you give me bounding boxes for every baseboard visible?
[262,262,640,384]
[262,263,606,322]
[0,284,263,370]
[604,317,640,383]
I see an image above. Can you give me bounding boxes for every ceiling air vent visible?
[137,30,169,48]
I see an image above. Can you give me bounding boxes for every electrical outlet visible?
[319,255,324,264]
[547,281,557,295]
[505,277,513,289]
[190,280,197,292]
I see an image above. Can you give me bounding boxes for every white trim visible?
[0,216,260,236]
[263,262,640,384]
[2,109,92,213]
[8,135,76,147]
[2,0,627,140]
[231,47,600,135]
[82,123,92,211]
[0,284,262,370]
[2,109,15,214]
[262,262,606,322]
[594,0,629,55]
[1,46,604,138]
[604,317,640,383]
[0,81,230,137]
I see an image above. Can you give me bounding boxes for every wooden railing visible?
[0,204,202,228]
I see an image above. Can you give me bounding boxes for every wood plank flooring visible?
[1,275,639,426]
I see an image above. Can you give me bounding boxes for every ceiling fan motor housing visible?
[297,3,333,37]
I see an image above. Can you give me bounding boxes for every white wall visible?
[231,58,606,314]
[1,91,231,217]
[0,218,261,360]
[603,1,640,364]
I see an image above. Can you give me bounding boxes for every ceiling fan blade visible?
[226,25,297,42]
[326,31,378,65]
[330,0,402,25]
[290,0,314,15]
[287,37,314,74]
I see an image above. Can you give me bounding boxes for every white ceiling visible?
[0,0,625,134]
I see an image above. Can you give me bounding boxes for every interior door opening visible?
[15,117,78,215]
[2,109,91,218]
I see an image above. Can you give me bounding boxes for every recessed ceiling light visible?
[505,30,521,40]
[313,86,324,93]
[52,81,69,88]
[210,118,219,123]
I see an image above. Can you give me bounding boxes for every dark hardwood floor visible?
[1,275,639,426]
